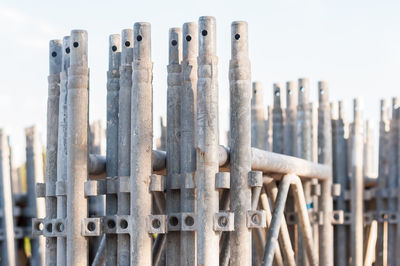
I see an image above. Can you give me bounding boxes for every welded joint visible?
[331,183,341,197]
[35,183,46,198]
[116,215,130,234]
[167,213,181,231]
[118,175,130,193]
[181,212,197,231]
[311,183,321,196]
[167,173,181,190]
[84,180,107,197]
[215,172,230,189]
[147,215,167,234]
[248,171,263,187]
[246,210,267,228]
[214,212,234,231]
[56,180,66,195]
[82,217,103,237]
[182,172,196,189]
[150,174,165,192]
[103,216,117,234]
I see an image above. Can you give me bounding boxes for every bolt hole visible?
[46,223,53,233]
[288,89,292,95]
[186,35,192,42]
[251,213,261,225]
[51,51,57,57]
[275,90,280,97]
[299,86,304,92]
[73,42,79,48]
[87,222,96,232]
[234,33,240,40]
[218,216,228,227]
[136,35,142,42]
[35,222,44,231]
[333,214,339,220]
[107,219,116,229]
[171,40,177,46]
[391,214,396,220]
[124,41,131,47]
[184,216,195,226]
[169,216,179,227]
[152,219,161,229]
[56,222,64,232]
[201,30,208,36]
[111,45,117,52]
[65,47,70,54]
[381,213,387,219]
[120,219,128,229]
[320,89,325,95]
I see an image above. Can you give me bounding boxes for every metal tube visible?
[45,39,62,266]
[92,234,106,266]
[375,99,389,266]
[26,126,45,266]
[317,81,333,266]
[262,174,317,266]
[66,29,89,265]
[130,22,153,265]
[229,21,252,266]
[284,81,297,156]
[266,106,273,151]
[251,81,266,150]
[105,32,120,266]
[272,83,284,154]
[0,129,16,266]
[56,35,70,266]
[166,27,182,265]
[350,99,364,266]
[118,28,133,265]
[196,16,220,265]
[153,234,166,265]
[180,21,198,266]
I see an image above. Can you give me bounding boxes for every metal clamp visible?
[147,215,167,234]
[116,215,130,234]
[311,183,321,196]
[35,183,46,198]
[84,180,107,197]
[248,171,263,187]
[150,174,165,192]
[215,172,230,189]
[82,217,103,236]
[246,210,267,228]
[167,213,181,231]
[331,210,344,225]
[213,212,234,231]
[181,212,197,231]
[332,183,341,197]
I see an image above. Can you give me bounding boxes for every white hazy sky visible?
[1,0,399,164]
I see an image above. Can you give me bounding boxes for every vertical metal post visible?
[106,33,121,266]
[118,28,133,265]
[350,99,364,266]
[266,106,273,152]
[317,81,333,266]
[166,27,182,265]
[66,29,89,265]
[387,97,398,266]
[0,129,16,266]
[45,39,62,266]
[196,16,219,265]
[363,121,374,177]
[251,81,266,150]
[180,21,198,266]
[56,36,70,266]
[284,81,297,156]
[229,21,252,266]
[26,126,45,266]
[272,83,284,154]
[376,99,389,266]
[130,22,153,265]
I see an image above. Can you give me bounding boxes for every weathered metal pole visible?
[284,81,297,156]
[272,83,284,154]
[66,29,89,265]
[0,129,16,266]
[251,81,266,150]
[56,35,70,266]
[350,99,364,266]
[118,28,133,264]
[166,27,182,265]
[45,39,62,265]
[266,106,273,151]
[180,21,198,266]
[317,81,333,266]
[375,99,389,266]
[130,22,153,265]
[229,20,252,266]
[196,16,220,265]
[26,126,45,266]
[106,33,121,265]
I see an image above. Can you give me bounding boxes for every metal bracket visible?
[82,217,103,236]
[167,213,181,231]
[331,183,341,197]
[119,176,131,193]
[246,210,267,228]
[147,215,167,234]
[181,212,197,231]
[331,210,344,225]
[167,174,181,190]
[378,211,389,222]
[35,183,46,198]
[116,215,131,234]
[213,212,234,231]
[215,172,230,189]
[32,218,44,236]
[103,216,117,234]
[150,174,165,192]
[182,172,196,189]
[84,180,107,197]
[388,212,398,224]
[248,171,263,187]
[311,184,321,196]
[56,180,67,196]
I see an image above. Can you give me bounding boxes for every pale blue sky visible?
[1,0,399,163]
